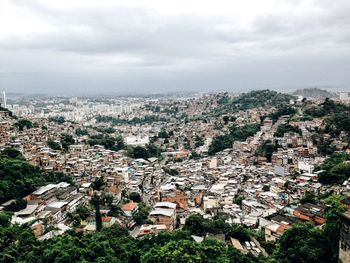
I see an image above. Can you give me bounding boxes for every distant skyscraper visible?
[1,91,6,108]
[339,92,349,103]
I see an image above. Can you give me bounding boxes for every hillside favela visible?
[1,1,350,263]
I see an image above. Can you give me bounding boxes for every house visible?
[203,196,219,211]
[149,202,177,230]
[264,223,291,242]
[138,224,167,237]
[161,191,188,210]
[121,202,138,217]
[101,216,116,227]
[262,214,303,241]
[293,203,326,225]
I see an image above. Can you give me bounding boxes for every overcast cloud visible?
[0,0,349,94]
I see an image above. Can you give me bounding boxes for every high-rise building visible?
[1,91,6,108]
[339,92,349,103]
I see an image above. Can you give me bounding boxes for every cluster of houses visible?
[1,95,350,259]
[1,182,87,239]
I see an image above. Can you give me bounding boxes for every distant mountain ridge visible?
[293,88,336,99]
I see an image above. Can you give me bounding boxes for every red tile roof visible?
[122,202,138,211]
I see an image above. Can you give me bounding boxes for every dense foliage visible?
[184,214,251,242]
[274,223,328,263]
[209,124,261,155]
[13,119,33,131]
[0,199,346,263]
[96,115,167,125]
[304,99,349,118]
[48,116,66,124]
[60,133,75,151]
[132,202,151,225]
[213,90,294,116]
[0,148,73,204]
[129,192,142,203]
[305,99,350,143]
[47,140,61,150]
[88,134,125,152]
[0,215,261,263]
[232,90,294,110]
[96,127,116,134]
[317,153,350,184]
[268,107,297,123]
[127,144,162,159]
[75,128,89,136]
[274,124,302,137]
[255,140,278,162]
[0,147,24,160]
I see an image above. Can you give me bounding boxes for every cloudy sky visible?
[0,0,349,94]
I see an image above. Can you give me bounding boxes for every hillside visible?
[0,148,73,204]
[232,90,295,110]
[213,89,295,115]
[293,88,336,99]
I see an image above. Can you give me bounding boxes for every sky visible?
[0,0,349,94]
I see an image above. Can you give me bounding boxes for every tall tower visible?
[1,91,6,108]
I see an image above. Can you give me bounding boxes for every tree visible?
[316,139,336,156]
[209,124,261,155]
[91,193,103,231]
[60,133,75,151]
[3,198,27,212]
[190,151,200,159]
[262,185,270,192]
[47,140,61,150]
[115,135,125,151]
[48,116,65,124]
[274,223,328,263]
[13,119,33,131]
[132,203,150,225]
[300,192,316,204]
[317,153,350,184]
[96,127,116,134]
[274,124,302,137]
[129,192,141,203]
[75,128,89,136]
[194,136,205,148]
[0,148,24,160]
[223,116,230,124]
[127,146,149,159]
[146,143,162,158]
[184,213,206,236]
[322,193,347,262]
[269,107,297,123]
[92,177,105,191]
[228,90,295,110]
[108,205,124,217]
[158,129,169,138]
[0,155,73,203]
[0,213,11,227]
[141,239,229,263]
[234,195,243,206]
[255,140,277,162]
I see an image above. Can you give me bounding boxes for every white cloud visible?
[0,0,349,93]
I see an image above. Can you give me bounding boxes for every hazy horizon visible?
[1,0,350,94]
